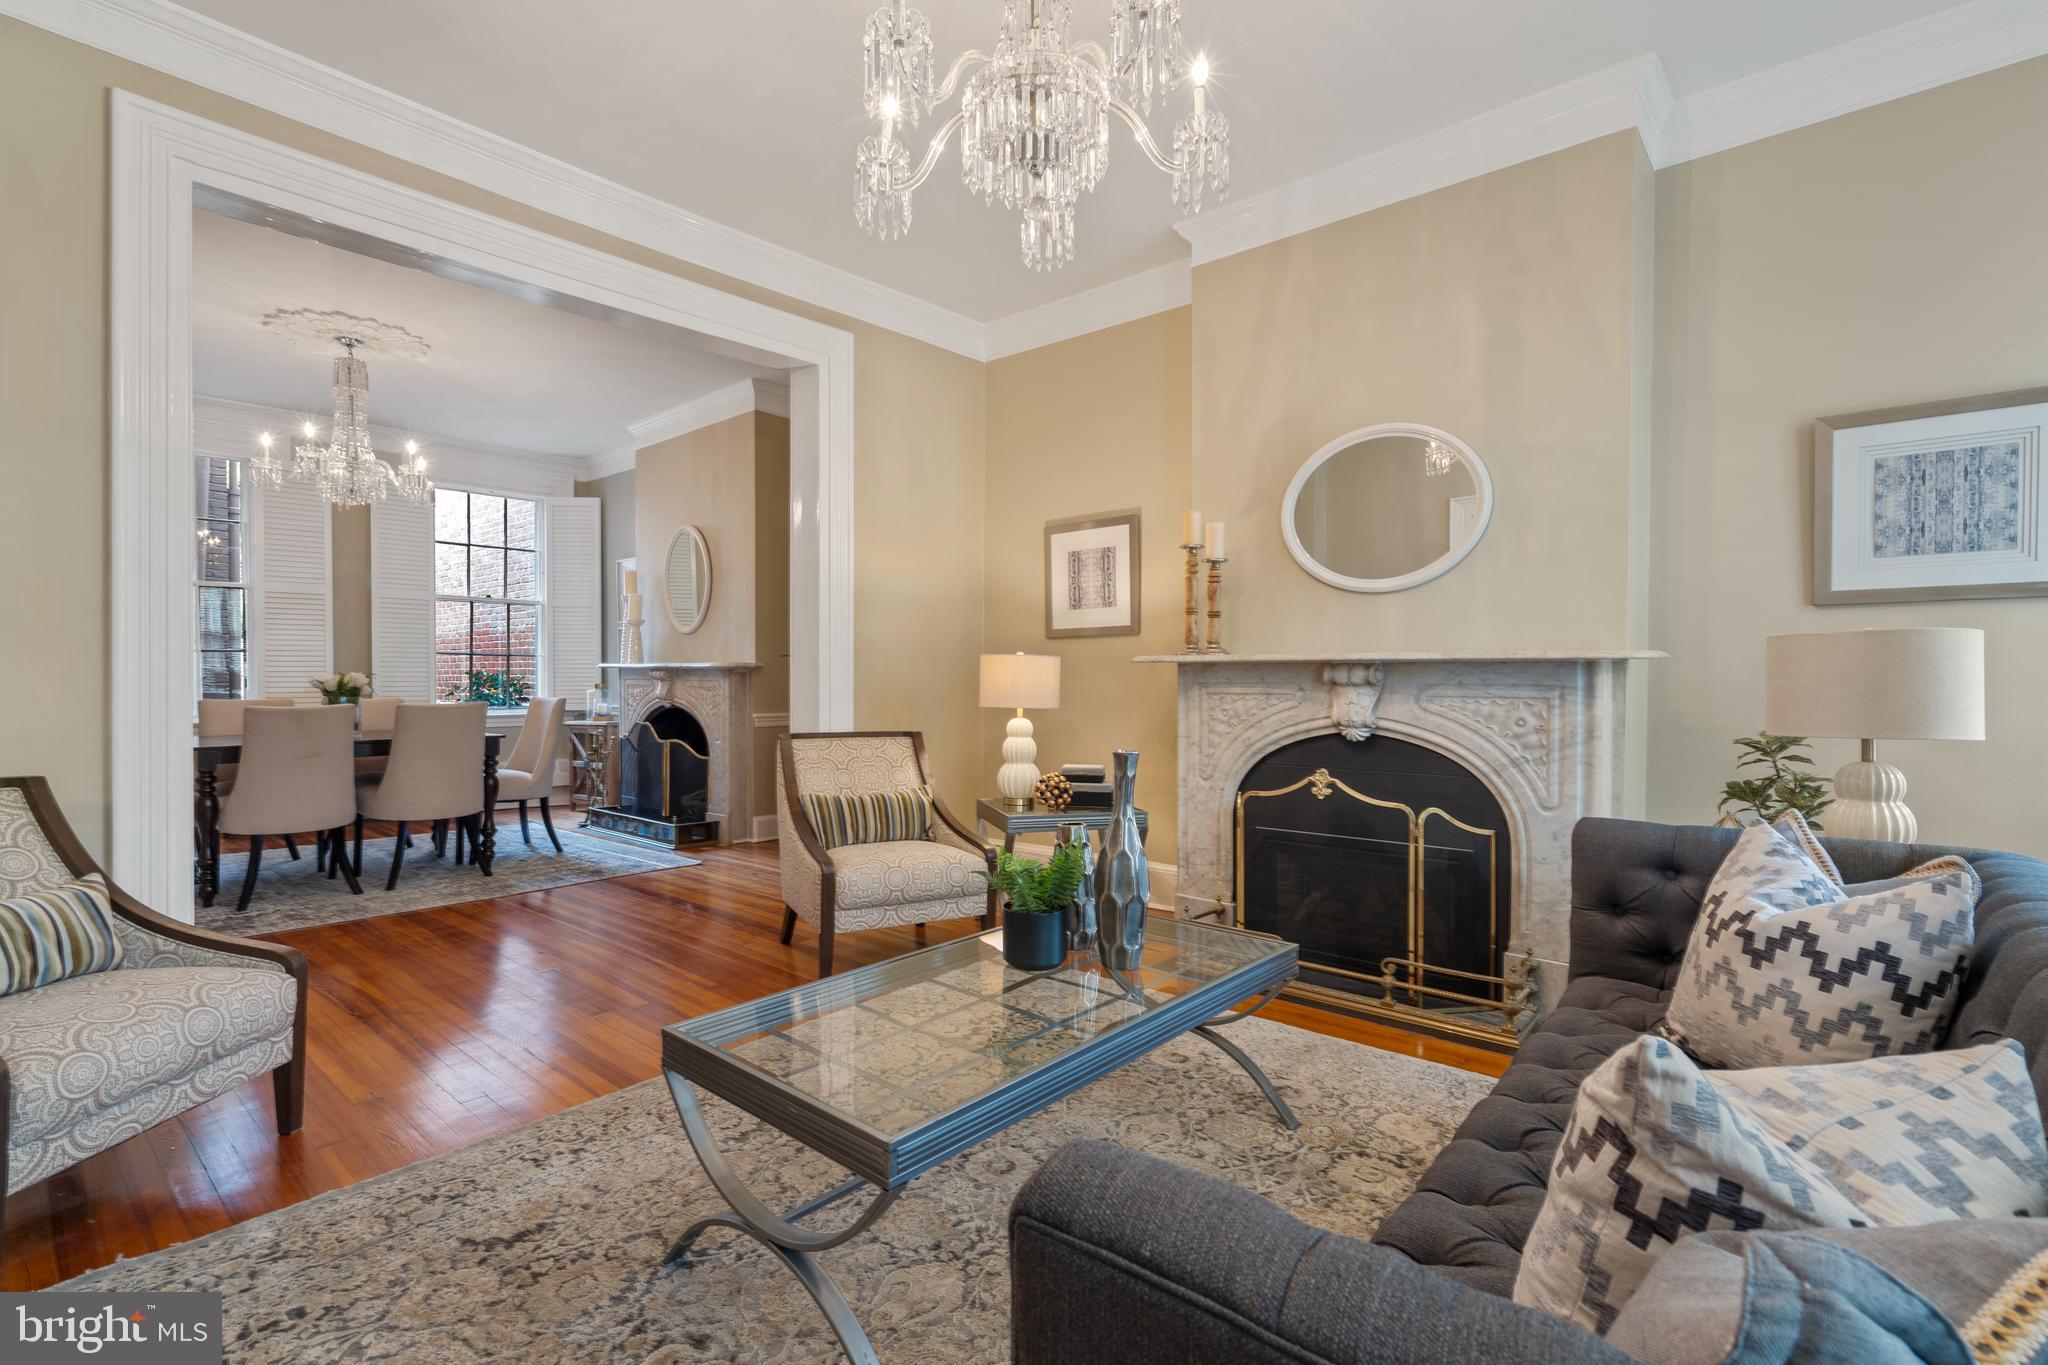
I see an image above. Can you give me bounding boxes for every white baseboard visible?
[742,814,778,843]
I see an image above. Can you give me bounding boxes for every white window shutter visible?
[254,475,332,700]
[547,496,602,700]
[370,497,436,703]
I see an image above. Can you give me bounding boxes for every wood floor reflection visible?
[1,821,1506,1288]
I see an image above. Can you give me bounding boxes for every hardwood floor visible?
[2,821,1507,1290]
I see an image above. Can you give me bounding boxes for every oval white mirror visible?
[665,526,712,633]
[1280,423,1494,593]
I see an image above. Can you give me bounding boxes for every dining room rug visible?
[201,827,700,935]
[59,1017,1492,1363]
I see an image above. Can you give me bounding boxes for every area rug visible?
[61,1018,1492,1362]
[201,828,700,935]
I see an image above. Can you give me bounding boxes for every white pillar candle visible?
[1204,521,1226,558]
[622,591,643,621]
[1182,510,1203,546]
[620,568,638,595]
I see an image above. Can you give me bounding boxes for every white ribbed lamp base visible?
[996,713,1040,812]
[1827,757,1917,843]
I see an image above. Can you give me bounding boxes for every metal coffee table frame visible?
[659,925,1299,1364]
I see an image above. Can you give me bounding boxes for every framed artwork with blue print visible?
[1814,387,2048,603]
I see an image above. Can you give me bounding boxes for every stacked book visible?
[1059,763,1112,810]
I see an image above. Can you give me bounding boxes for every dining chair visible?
[349,697,406,793]
[492,696,567,853]
[355,702,486,890]
[218,703,363,910]
[196,696,306,861]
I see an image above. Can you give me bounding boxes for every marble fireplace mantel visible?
[601,662,759,844]
[1141,650,1664,1010]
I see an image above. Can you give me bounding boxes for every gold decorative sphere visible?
[1034,773,1073,812]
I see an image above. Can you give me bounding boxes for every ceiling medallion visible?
[259,307,433,360]
[855,0,1231,271]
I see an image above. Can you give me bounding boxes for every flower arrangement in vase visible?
[311,672,371,705]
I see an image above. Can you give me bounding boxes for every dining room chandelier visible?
[855,0,1231,271]
[248,337,433,507]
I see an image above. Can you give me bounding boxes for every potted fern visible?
[982,845,1085,971]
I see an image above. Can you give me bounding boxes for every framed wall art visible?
[1045,509,1141,638]
[1814,387,2048,604]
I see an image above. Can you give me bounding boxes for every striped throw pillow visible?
[799,785,935,850]
[0,874,126,997]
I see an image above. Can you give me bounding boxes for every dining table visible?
[193,728,505,908]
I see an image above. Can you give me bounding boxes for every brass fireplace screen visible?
[1235,767,1528,1044]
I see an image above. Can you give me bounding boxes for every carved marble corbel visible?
[1323,662,1383,741]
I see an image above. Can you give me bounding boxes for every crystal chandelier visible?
[1423,439,1456,478]
[856,0,1231,271]
[249,338,433,508]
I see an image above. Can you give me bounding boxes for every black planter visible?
[1001,908,1068,971]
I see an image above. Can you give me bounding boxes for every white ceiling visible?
[169,0,1979,323]
[191,209,778,455]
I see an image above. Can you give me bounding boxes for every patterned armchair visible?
[0,776,307,1265]
[776,732,997,975]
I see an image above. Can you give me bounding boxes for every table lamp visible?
[980,652,1061,811]
[1764,627,1984,841]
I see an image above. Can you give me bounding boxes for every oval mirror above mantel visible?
[665,526,712,633]
[1280,423,1494,593]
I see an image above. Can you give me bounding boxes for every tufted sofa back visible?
[1569,817,2048,1099]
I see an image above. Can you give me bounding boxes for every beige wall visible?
[331,506,372,675]
[635,411,761,666]
[574,468,636,649]
[0,17,985,856]
[1192,131,1652,657]
[984,310,1192,858]
[1646,57,2048,856]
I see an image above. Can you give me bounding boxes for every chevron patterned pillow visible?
[1656,814,1978,1068]
[1514,1035,2048,1338]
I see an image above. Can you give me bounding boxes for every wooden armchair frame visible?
[776,731,997,975]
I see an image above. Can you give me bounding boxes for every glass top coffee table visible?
[658,917,1299,1363]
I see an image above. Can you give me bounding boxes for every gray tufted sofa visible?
[0,776,308,1270]
[1010,817,2048,1363]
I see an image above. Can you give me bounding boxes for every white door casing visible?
[111,92,855,921]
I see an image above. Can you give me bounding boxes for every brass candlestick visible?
[1181,542,1204,653]
[1203,555,1229,653]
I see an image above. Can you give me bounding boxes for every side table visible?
[974,797,1148,855]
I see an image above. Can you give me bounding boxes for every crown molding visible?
[606,375,794,473]
[1173,54,1662,267]
[984,260,1192,360]
[15,0,2047,363]
[1664,0,2048,165]
[0,0,986,359]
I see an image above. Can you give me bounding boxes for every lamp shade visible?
[979,652,1061,710]
[1765,628,1984,741]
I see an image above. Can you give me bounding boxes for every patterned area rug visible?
[201,828,700,935]
[61,1018,1492,1362]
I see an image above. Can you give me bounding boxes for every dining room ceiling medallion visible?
[855,0,1231,271]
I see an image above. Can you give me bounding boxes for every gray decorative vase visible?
[1056,821,1098,951]
[1093,750,1150,971]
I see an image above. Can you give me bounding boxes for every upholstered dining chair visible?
[195,696,305,862]
[349,697,405,791]
[355,702,486,890]
[776,731,996,976]
[219,704,364,910]
[0,775,308,1271]
[491,696,567,853]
